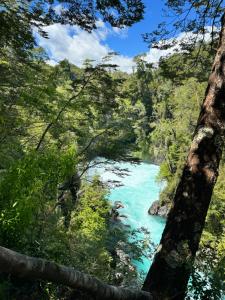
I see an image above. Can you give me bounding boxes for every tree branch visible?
[35,69,97,151]
[77,130,108,157]
[0,245,152,300]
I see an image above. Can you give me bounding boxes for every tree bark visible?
[0,245,152,300]
[142,14,225,300]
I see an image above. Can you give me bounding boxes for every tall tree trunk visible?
[142,14,225,300]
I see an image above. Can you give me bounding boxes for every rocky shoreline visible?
[148,200,170,218]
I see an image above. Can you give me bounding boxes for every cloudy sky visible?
[35,0,185,73]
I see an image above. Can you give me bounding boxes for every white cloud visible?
[35,22,134,73]
[36,20,213,73]
[53,4,63,15]
[109,55,136,73]
[144,47,174,64]
[144,28,215,65]
[112,26,129,39]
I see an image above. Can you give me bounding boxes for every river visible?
[92,160,166,275]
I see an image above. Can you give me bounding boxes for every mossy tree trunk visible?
[142,13,225,300]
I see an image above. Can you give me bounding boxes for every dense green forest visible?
[0,0,225,299]
[1,44,224,299]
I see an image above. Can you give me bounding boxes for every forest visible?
[0,0,225,299]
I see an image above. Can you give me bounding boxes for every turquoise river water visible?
[93,161,166,275]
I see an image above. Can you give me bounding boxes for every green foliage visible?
[0,6,153,294]
[149,76,205,205]
[0,146,77,248]
[0,166,149,298]
[0,2,224,296]
[0,46,151,298]
[158,45,214,84]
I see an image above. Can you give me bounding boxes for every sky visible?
[35,0,180,73]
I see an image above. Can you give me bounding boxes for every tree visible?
[1,32,224,299]
[142,2,225,298]
[143,0,224,53]
[1,0,225,299]
[0,0,144,59]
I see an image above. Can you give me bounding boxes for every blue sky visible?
[105,0,166,57]
[35,0,182,72]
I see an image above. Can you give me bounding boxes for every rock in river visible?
[148,200,169,218]
[148,200,160,215]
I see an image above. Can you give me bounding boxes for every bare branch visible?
[78,159,111,178]
[0,245,152,300]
